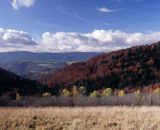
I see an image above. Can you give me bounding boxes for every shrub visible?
[90,91,100,97]
[79,86,87,96]
[118,90,125,97]
[16,92,21,100]
[42,92,51,97]
[102,88,113,96]
[134,90,141,96]
[153,88,160,94]
[72,85,79,97]
[136,94,145,105]
[62,89,71,97]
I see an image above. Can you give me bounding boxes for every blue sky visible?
[0,0,160,52]
[1,0,160,33]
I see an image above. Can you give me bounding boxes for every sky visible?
[0,0,160,52]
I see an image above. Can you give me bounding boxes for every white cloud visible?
[97,7,114,13]
[0,28,160,52]
[97,7,120,13]
[11,0,36,10]
[0,28,37,52]
[37,30,160,52]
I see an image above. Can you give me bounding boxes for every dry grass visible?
[0,107,160,130]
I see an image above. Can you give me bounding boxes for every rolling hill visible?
[0,67,45,96]
[46,42,160,93]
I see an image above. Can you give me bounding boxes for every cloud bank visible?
[0,28,37,52]
[0,28,160,52]
[11,0,36,10]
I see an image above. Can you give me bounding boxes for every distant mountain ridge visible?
[0,51,101,62]
[45,41,160,93]
[0,51,101,80]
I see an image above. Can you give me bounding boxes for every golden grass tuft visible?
[0,107,160,130]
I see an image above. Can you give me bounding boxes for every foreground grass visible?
[0,107,160,130]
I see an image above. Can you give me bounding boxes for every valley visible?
[1,42,160,98]
[0,52,100,80]
[0,1,159,130]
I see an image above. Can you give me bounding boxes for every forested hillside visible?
[46,42,160,94]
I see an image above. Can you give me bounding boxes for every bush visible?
[134,90,141,98]
[90,91,100,97]
[72,85,79,97]
[118,90,125,97]
[42,92,51,97]
[62,89,71,97]
[79,86,87,96]
[134,90,141,95]
[153,88,160,94]
[102,88,113,96]
[16,92,21,100]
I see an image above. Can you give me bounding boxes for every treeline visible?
[2,83,160,100]
[1,83,160,107]
[43,83,160,97]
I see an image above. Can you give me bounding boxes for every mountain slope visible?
[0,67,44,96]
[46,42,160,92]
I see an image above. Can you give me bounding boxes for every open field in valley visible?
[0,107,160,130]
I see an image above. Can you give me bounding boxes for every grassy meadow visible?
[0,107,160,130]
